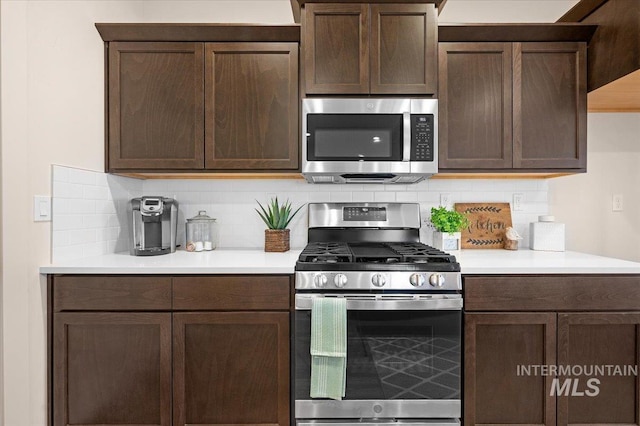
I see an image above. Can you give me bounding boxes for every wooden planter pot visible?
[265,229,290,252]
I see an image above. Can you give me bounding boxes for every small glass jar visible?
[185,210,219,252]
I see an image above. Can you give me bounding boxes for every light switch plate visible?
[34,195,51,222]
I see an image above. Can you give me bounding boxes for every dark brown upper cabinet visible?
[303,3,437,95]
[514,42,587,169]
[109,42,205,170]
[205,43,299,170]
[439,41,587,172]
[99,25,300,173]
[438,42,513,169]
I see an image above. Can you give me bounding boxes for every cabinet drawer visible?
[53,276,172,311]
[464,275,640,311]
[173,276,290,310]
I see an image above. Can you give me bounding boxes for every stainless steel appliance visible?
[129,196,178,256]
[302,99,438,184]
[294,203,462,426]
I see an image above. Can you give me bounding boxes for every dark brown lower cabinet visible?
[465,312,557,426]
[53,312,172,426]
[464,275,640,426]
[557,313,640,426]
[50,275,292,426]
[173,312,290,426]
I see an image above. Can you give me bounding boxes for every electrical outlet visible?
[440,193,452,208]
[513,193,524,211]
[613,194,624,212]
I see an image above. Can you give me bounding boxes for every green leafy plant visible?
[429,206,469,233]
[256,197,304,230]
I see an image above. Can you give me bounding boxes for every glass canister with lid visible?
[185,210,219,252]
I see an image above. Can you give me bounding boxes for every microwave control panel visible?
[410,114,434,161]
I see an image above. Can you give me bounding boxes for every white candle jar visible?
[185,210,219,251]
[530,215,565,252]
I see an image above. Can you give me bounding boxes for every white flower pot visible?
[433,231,461,252]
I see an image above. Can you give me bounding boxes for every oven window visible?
[307,114,403,161]
[295,310,461,400]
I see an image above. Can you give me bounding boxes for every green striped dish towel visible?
[310,297,347,400]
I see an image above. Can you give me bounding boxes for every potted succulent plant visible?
[429,206,469,252]
[256,198,304,252]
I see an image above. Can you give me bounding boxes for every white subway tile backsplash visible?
[396,192,418,202]
[83,185,109,200]
[308,192,331,203]
[385,184,406,192]
[330,192,352,202]
[52,165,142,262]
[374,192,396,202]
[67,167,96,185]
[52,164,549,259]
[352,192,375,202]
[417,191,439,202]
[52,166,69,182]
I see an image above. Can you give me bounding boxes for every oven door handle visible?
[295,294,463,311]
[296,422,460,426]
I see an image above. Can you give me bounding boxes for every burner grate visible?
[387,242,457,264]
[298,242,353,263]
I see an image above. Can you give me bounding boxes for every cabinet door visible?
[53,313,171,426]
[438,43,513,169]
[557,313,640,426]
[304,3,369,94]
[204,43,299,170]
[370,4,437,94]
[108,42,204,170]
[513,42,587,169]
[465,313,556,426]
[173,312,290,426]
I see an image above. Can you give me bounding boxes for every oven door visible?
[294,294,462,420]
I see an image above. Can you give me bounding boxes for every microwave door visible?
[306,113,404,163]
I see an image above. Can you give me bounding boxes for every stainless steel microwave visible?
[302,98,438,184]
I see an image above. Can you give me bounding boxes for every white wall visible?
[439,0,578,23]
[550,113,640,262]
[0,1,295,424]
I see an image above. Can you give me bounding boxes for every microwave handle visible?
[403,112,411,161]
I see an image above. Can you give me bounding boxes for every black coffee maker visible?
[128,196,178,256]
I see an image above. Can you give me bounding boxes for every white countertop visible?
[40,249,303,274]
[40,248,640,275]
[457,250,640,274]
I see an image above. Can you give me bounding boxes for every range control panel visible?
[343,206,387,222]
[410,114,434,161]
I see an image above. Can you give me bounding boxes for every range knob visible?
[429,273,445,288]
[409,273,425,287]
[313,274,328,288]
[334,274,348,288]
[371,274,386,287]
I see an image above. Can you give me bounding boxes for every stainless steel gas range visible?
[294,203,462,426]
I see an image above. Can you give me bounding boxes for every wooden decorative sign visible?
[454,203,513,249]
